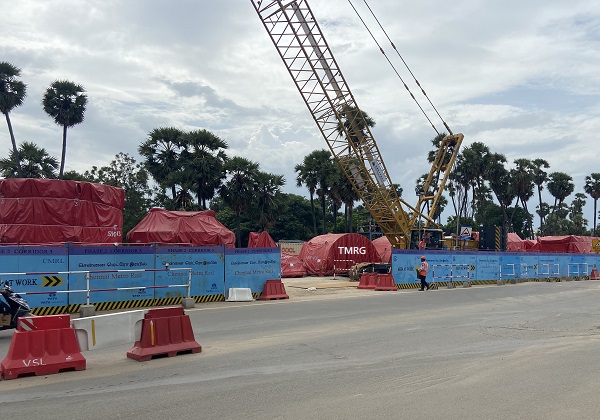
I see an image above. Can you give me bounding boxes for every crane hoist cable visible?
[346,0,453,137]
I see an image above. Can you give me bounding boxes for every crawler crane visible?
[250,0,463,249]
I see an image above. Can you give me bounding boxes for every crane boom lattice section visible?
[251,0,412,246]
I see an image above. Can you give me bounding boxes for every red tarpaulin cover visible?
[281,252,307,278]
[248,231,277,248]
[372,235,392,263]
[535,235,592,253]
[507,232,525,252]
[126,208,235,247]
[298,233,382,276]
[0,178,124,244]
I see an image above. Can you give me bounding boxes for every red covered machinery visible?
[0,178,124,244]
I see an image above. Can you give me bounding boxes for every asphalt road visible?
[2,280,600,420]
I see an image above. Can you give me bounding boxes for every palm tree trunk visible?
[594,198,598,235]
[348,203,354,233]
[236,211,242,248]
[321,194,326,234]
[537,186,544,235]
[309,193,317,235]
[4,113,22,177]
[59,124,68,179]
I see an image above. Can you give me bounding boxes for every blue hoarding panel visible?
[155,245,224,298]
[476,253,500,280]
[68,245,155,304]
[452,252,477,281]
[538,254,560,278]
[519,254,539,279]
[225,248,280,293]
[0,246,69,308]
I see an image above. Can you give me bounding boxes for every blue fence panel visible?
[452,252,477,281]
[155,245,225,298]
[391,251,420,285]
[224,248,280,294]
[519,254,539,279]
[68,245,156,304]
[476,252,501,280]
[537,254,560,279]
[0,245,69,308]
[500,254,521,280]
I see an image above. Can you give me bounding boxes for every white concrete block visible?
[226,288,254,302]
[72,309,147,351]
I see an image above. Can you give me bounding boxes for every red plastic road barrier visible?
[127,308,202,362]
[591,268,600,280]
[259,279,289,300]
[1,315,86,380]
[374,273,397,291]
[366,273,378,289]
[357,272,371,289]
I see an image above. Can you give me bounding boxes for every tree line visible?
[2,61,600,246]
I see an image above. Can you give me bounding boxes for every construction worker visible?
[417,255,430,291]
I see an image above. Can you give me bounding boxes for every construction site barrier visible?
[539,263,560,282]
[226,288,254,302]
[333,259,355,278]
[500,264,517,285]
[126,307,201,362]
[259,279,289,300]
[1,314,86,380]
[8,267,193,305]
[591,267,600,280]
[432,264,470,288]
[567,263,588,280]
[374,273,396,291]
[72,310,147,351]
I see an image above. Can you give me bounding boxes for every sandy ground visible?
[281,275,363,299]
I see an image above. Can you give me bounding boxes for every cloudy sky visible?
[2,0,600,226]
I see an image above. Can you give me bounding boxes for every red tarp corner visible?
[281,252,307,278]
[372,235,392,263]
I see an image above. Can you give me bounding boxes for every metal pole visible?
[85,271,91,305]
[187,268,192,298]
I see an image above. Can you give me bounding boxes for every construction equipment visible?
[250,1,463,249]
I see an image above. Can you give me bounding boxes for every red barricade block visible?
[357,272,371,289]
[374,273,397,291]
[127,307,202,362]
[1,315,86,380]
[259,279,289,300]
[591,268,600,280]
[366,273,378,289]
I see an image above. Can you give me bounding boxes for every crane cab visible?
[410,228,443,250]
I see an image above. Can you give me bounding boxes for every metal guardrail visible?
[0,266,193,305]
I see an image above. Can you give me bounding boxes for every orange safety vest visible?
[418,261,429,276]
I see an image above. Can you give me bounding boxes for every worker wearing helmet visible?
[417,255,430,291]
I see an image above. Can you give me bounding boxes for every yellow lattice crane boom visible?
[250,0,463,249]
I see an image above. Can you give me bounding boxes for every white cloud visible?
[2,0,600,226]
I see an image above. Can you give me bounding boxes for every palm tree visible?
[511,158,535,238]
[584,173,600,235]
[254,171,285,231]
[531,158,549,234]
[0,141,58,178]
[182,129,229,209]
[0,62,27,177]
[220,157,260,247]
[138,127,185,200]
[336,105,375,153]
[296,150,333,235]
[42,80,87,178]
[547,172,574,213]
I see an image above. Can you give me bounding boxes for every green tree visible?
[547,172,574,213]
[0,62,27,177]
[584,173,600,235]
[42,80,87,178]
[336,105,375,152]
[220,157,260,247]
[531,158,550,235]
[295,157,319,235]
[138,127,185,200]
[254,171,285,231]
[0,141,58,178]
[511,158,535,238]
[297,149,334,234]
[83,152,153,236]
[181,129,228,209]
